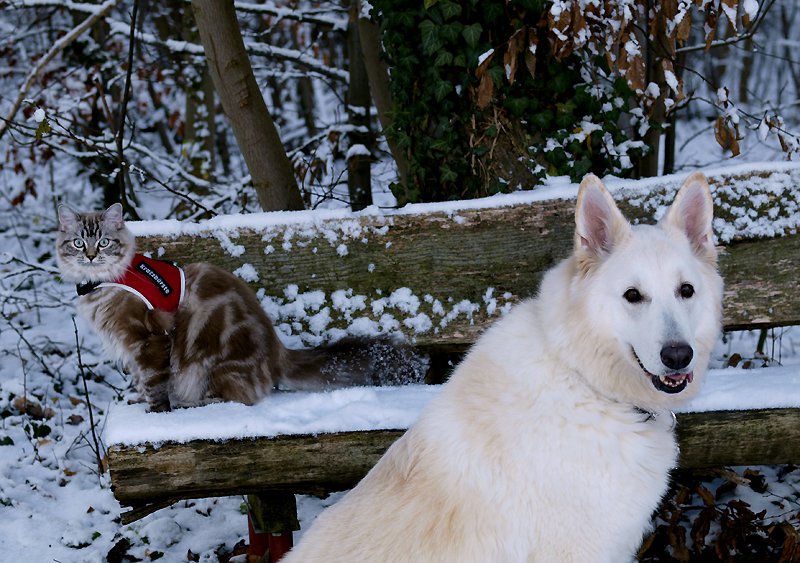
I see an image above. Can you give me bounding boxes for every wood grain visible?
[110,407,800,523]
[136,199,800,352]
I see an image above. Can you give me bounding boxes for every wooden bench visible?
[106,166,800,538]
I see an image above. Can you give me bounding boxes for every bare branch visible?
[0,0,124,142]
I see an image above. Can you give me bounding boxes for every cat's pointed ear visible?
[574,174,631,264]
[57,205,79,232]
[101,203,125,230]
[661,172,716,265]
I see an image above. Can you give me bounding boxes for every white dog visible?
[282,172,723,563]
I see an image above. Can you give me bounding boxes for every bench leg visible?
[247,492,300,562]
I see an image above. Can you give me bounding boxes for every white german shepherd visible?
[282,172,723,563]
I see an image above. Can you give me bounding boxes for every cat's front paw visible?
[147,401,171,413]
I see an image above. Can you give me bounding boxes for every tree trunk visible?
[356,0,410,195]
[192,0,305,212]
[347,1,374,211]
[636,5,669,178]
[289,24,318,139]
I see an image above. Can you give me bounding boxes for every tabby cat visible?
[57,203,423,412]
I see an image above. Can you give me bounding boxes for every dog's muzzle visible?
[632,346,694,394]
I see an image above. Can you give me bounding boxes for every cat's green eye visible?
[98,238,110,248]
[73,239,85,249]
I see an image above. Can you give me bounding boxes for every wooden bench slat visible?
[109,407,800,523]
[135,176,800,352]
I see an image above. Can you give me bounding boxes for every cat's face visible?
[56,203,135,283]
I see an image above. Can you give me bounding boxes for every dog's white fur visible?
[282,172,724,563]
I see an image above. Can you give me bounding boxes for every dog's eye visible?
[623,288,642,303]
[680,283,695,298]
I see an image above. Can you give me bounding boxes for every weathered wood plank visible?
[109,407,800,522]
[133,170,800,352]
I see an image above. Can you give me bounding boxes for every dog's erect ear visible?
[57,205,79,232]
[661,172,716,265]
[100,202,125,230]
[574,174,631,263]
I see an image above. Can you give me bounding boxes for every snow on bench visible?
[104,163,800,523]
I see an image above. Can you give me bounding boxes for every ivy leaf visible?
[434,50,454,67]
[434,78,454,101]
[439,164,458,184]
[462,23,483,48]
[424,0,441,8]
[396,10,417,28]
[547,72,571,94]
[419,20,443,53]
[430,137,452,151]
[484,3,505,23]
[453,53,467,67]
[439,21,463,42]
[487,65,504,87]
[439,0,462,20]
[530,109,553,129]
[504,97,529,115]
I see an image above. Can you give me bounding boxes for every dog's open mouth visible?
[632,348,693,394]
[650,372,693,394]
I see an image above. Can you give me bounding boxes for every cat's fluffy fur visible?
[57,203,422,412]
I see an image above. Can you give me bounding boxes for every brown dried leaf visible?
[676,10,692,44]
[63,468,77,477]
[730,136,741,157]
[548,7,573,61]
[525,31,538,78]
[477,73,495,109]
[626,54,646,93]
[661,58,686,105]
[475,49,495,81]
[67,414,84,426]
[669,525,690,562]
[691,509,713,549]
[721,0,739,31]
[13,396,55,420]
[675,486,690,506]
[504,29,525,86]
[696,486,716,508]
[571,2,588,48]
[664,0,678,21]
[705,10,718,51]
[714,116,729,149]
[742,11,750,27]
[730,123,741,157]
[69,395,87,407]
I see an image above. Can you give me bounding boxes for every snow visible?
[3,101,800,560]
[101,365,800,448]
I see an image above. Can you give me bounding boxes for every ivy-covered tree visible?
[371,0,788,204]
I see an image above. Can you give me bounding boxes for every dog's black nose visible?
[661,342,693,370]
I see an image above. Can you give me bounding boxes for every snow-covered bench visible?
[105,165,800,537]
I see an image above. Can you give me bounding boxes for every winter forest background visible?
[2,0,800,561]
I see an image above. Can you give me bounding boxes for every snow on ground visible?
[2,120,800,561]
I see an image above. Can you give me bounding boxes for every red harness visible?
[78,254,185,313]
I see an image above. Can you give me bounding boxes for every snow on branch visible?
[16,0,349,82]
[107,18,349,83]
[0,0,124,142]
[233,0,348,30]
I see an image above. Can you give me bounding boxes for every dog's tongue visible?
[665,371,693,383]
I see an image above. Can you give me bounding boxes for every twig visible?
[115,0,141,220]
[72,318,105,475]
[1,310,55,377]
